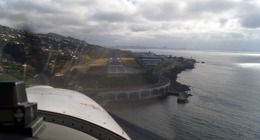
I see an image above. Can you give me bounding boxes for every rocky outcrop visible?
[158,57,196,103]
[163,58,195,93]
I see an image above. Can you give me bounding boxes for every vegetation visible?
[0,25,101,81]
[73,48,109,74]
[1,25,159,92]
[118,50,140,68]
[51,70,158,90]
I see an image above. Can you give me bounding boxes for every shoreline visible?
[159,57,196,94]
[103,58,196,108]
[166,65,195,93]
[47,50,196,107]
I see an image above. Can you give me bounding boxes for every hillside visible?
[0,25,105,82]
[0,25,160,95]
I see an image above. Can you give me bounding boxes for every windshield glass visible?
[1,0,260,139]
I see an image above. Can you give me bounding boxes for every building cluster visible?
[0,25,92,77]
[132,51,171,69]
[0,25,89,59]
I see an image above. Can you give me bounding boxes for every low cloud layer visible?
[1,0,260,50]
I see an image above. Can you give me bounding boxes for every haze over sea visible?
[111,50,260,140]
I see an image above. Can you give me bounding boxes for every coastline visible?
[46,49,197,107]
[108,50,260,140]
[165,62,195,93]
[103,57,196,107]
[158,57,196,94]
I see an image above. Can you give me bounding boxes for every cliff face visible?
[162,58,196,92]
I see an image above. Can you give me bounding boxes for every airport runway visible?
[107,50,127,74]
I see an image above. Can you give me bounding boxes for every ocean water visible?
[110,50,260,140]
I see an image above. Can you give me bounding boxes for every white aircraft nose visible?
[26,86,131,140]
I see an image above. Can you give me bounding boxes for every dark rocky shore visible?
[165,65,194,92]
[161,58,196,99]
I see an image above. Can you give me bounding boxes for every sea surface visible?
[110,50,260,140]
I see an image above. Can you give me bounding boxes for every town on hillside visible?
[0,25,196,104]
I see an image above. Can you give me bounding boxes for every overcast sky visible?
[1,0,260,51]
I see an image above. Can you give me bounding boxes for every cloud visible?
[229,32,246,38]
[240,13,260,28]
[219,18,228,27]
[0,0,260,50]
[137,0,237,22]
[4,0,65,14]
[91,11,136,22]
[0,4,10,18]
[8,13,28,24]
[187,0,236,13]
[128,23,160,32]
[236,2,260,28]
[137,1,182,21]
[129,25,151,32]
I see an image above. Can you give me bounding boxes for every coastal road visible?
[107,50,127,74]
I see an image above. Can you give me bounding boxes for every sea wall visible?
[96,80,170,105]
